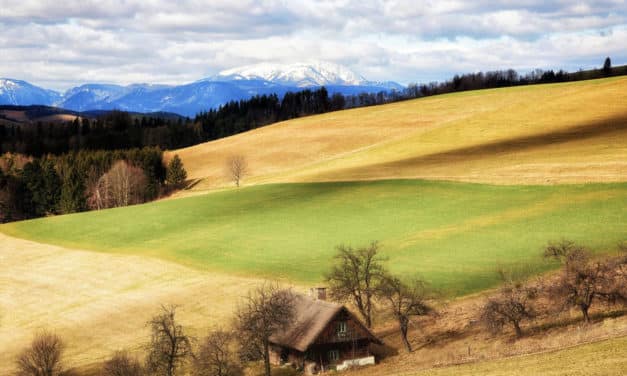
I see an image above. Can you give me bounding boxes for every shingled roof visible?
[269,294,381,352]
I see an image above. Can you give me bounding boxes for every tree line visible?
[0,87,344,157]
[3,57,624,159]
[0,149,186,223]
[0,111,196,157]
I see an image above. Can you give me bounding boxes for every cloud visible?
[0,0,625,90]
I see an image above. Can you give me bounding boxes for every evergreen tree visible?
[21,160,45,216]
[603,57,612,76]
[166,154,187,187]
[42,159,61,214]
[59,164,86,214]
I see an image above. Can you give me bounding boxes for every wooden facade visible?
[269,293,381,374]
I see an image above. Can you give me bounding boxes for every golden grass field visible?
[169,77,627,191]
[0,233,268,374]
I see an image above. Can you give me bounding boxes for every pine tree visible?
[603,57,612,76]
[166,154,187,188]
[59,165,86,214]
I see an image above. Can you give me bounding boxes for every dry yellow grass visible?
[0,233,268,373]
[399,336,627,376]
[351,292,627,376]
[2,232,625,374]
[169,77,627,192]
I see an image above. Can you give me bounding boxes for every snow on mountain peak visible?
[217,61,369,87]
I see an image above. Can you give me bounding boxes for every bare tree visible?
[146,305,193,376]
[89,160,147,209]
[103,350,144,376]
[234,283,295,376]
[326,241,386,328]
[226,155,248,187]
[194,330,242,376]
[378,275,433,352]
[545,240,627,323]
[481,271,538,338]
[16,331,65,376]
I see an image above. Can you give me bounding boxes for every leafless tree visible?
[146,305,194,376]
[16,331,65,376]
[481,271,538,338]
[194,330,243,376]
[326,241,386,328]
[226,155,248,187]
[545,240,627,323]
[103,350,144,376]
[378,275,433,352]
[89,160,147,209]
[234,283,295,376]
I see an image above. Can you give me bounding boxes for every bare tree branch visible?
[234,283,295,376]
[326,241,386,328]
[146,304,193,376]
[16,331,65,376]
[226,156,248,187]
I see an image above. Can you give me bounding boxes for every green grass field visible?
[3,179,626,295]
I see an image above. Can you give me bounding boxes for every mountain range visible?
[0,62,403,117]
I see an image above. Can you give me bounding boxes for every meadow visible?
[3,179,626,295]
[171,76,627,190]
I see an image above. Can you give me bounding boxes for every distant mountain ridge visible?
[0,62,403,116]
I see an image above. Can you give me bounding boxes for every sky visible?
[1,0,626,91]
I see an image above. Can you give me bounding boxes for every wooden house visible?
[269,288,382,374]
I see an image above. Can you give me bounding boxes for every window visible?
[328,349,340,362]
[337,321,347,335]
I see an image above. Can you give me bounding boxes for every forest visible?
[0,148,187,223]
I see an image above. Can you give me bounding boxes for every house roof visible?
[269,294,381,352]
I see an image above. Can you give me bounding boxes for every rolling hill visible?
[1,77,626,374]
[3,180,626,295]
[171,76,627,190]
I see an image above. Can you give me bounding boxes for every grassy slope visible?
[407,336,627,376]
[171,77,627,190]
[3,180,626,295]
[0,233,263,374]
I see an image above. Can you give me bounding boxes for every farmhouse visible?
[269,288,382,374]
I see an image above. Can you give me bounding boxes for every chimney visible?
[310,287,327,301]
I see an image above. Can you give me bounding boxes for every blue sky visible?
[1,0,625,90]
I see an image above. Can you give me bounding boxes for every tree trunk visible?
[513,321,522,338]
[400,318,412,352]
[365,294,373,328]
[581,305,591,323]
[263,339,271,376]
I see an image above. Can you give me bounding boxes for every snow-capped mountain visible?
[0,62,404,116]
[0,78,61,106]
[216,61,370,87]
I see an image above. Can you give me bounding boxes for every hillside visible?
[170,76,627,190]
[3,180,626,295]
[1,77,626,374]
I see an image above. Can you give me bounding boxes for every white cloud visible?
[0,0,625,90]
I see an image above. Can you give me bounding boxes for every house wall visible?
[269,344,305,367]
[314,309,372,345]
[306,340,372,370]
